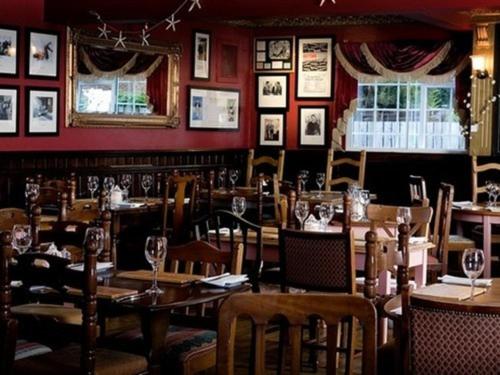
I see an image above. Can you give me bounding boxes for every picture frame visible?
[192,30,211,80]
[0,86,19,136]
[296,37,334,99]
[298,106,328,148]
[256,74,289,109]
[26,87,59,136]
[26,29,59,80]
[258,112,286,147]
[0,26,19,77]
[254,36,294,72]
[187,86,239,131]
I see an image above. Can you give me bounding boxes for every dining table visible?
[452,203,500,278]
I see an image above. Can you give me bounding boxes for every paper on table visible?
[439,274,493,288]
[67,262,114,272]
[201,273,248,288]
[207,228,231,235]
[409,236,428,245]
[452,201,473,209]
[413,283,487,301]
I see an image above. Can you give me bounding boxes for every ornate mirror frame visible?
[66,28,181,128]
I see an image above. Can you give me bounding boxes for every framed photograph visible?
[254,36,294,72]
[26,29,59,79]
[256,74,288,109]
[0,26,19,77]
[298,106,328,147]
[296,37,334,99]
[192,30,210,80]
[26,87,59,136]
[258,112,286,147]
[0,86,19,136]
[188,86,239,131]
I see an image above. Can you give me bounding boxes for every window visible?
[77,76,151,115]
[347,80,466,153]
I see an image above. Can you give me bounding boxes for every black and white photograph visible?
[298,106,327,147]
[296,37,333,99]
[188,87,239,131]
[257,74,288,109]
[259,112,285,147]
[0,26,18,77]
[26,87,59,136]
[254,36,294,72]
[192,30,210,80]
[0,86,18,136]
[26,29,59,79]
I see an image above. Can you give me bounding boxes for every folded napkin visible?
[201,273,248,288]
[484,206,500,212]
[67,262,114,272]
[452,201,473,209]
[167,198,190,204]
[207,227,231,235]
[440,274,492,288]
[409,236,428,245]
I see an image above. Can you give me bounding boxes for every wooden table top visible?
[452,203,500,217]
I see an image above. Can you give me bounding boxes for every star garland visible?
[92,0,202,49]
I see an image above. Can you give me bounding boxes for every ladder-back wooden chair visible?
[58,192,100,223]
[408,175,428,206]
[325,148,367,191]
[471,155,500,204]
[245,149,285,187]
[216,293,377,375]
[0,208,28,232]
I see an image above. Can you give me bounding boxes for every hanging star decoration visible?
[113,31,127,49]
[141,27,151,46]
[319,0,335,5]
[165,14,180,32]
[189,0,202,12]
[97,23,111,39]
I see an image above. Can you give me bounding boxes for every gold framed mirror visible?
[66,28,181,128]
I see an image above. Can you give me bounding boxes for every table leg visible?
[377,270,391,344]
[112,214,120,266]
[141,310,170,375]
[483,216,492,278]
[456,220,464,236]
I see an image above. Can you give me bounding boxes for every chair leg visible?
[346,316,357,375]
[307,317,318,371]
[277,319,288,375]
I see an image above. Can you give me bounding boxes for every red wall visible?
[0,0,253,151]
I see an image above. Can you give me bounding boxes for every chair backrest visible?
[408,175,427,205]
[245,149,285,187]
[214,210,262,292]
[0,231,17,375]
[325,149,367,191]
[0,208,29,231]
[366,204,433,239]
[216,293,377,375]
[59,193,100,223]
[471,155,500,204]
[272,174,292,229]
[35,173,77,207]
[432,183,454,274]
[162,174,197,243]
[279,228,355,293]
[36,186,61,210]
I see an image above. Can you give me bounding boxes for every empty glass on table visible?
[12,224,32,255]
[25,183,40,201]
[316,173,325,197]
[318,202,335,231]
[141,174,154,200]
[295,200,310,230]
[298,170,309,193]
[87,176,99,200]
[120,174,132,201]
[462,248,485,301]
[229,169,240,192]
[218,168,227,190]
[232,196,246,218]
[84,227,105,256]
[144,235,167,295]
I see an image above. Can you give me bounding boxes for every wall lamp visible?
[470,55,488,79]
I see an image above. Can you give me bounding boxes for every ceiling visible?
[44,0,500,30]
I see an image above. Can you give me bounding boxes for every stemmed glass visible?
[144,236,167,295]
[295,200,310,230]
[120,174,132,201]
[396,207,412,225]
[462,248,485,301]
[359,190,370,221]
[298,170,309,193]
[12,225,32,255]
[232,196,246,218]
[103,177,115,193]
[218,168,227,190]
[229,169,240,192]
[83,227,105,256]
[318,202,335,231]
[486,181,496,207]
[87,176,99,200]
[316,173,325,197]
[25,183,40,201]
[141,174,154,200]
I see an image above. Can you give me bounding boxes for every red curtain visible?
[146,58,168,115]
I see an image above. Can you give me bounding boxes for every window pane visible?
[399,86,407,108]
[358,86,375,108]
[354,110,374,122]
[408,86,421,108]
[376,86,397,109]
[376,111,397,121]
[427,87,451,109]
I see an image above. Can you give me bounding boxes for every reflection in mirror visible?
[67,29,181,128]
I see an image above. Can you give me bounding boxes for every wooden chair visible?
[245,149,285,187]
[216,293,377,375]
[471,155,500,204]
[13,236,148,375]
[279,228,357,373]
[271,174,293,229]
[105,240,244,375]
[0,208,29,231]
[408,175,427,205]
[325,148,367,191]
[59,192,100,223]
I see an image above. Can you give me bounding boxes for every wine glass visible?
[83,227,105,256]
[232,196,246,218]
[318,202,335,231]
[486,180,496,207]
[359,190,370,220]
[229,169,240,192]
[103,176,115,192]
[141,174,154,200]
[316,173,325,197]
[144,236,167,295]
[87,176,99,200]
[298,170,309,193]
[396,207,412,225]
[120,174,132,201]
[12,225,32,255]
[295,200,310,230]
[462,248,485,301]
[494,183,500,207]
[25,183,40,200]
[218,168,227,190]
